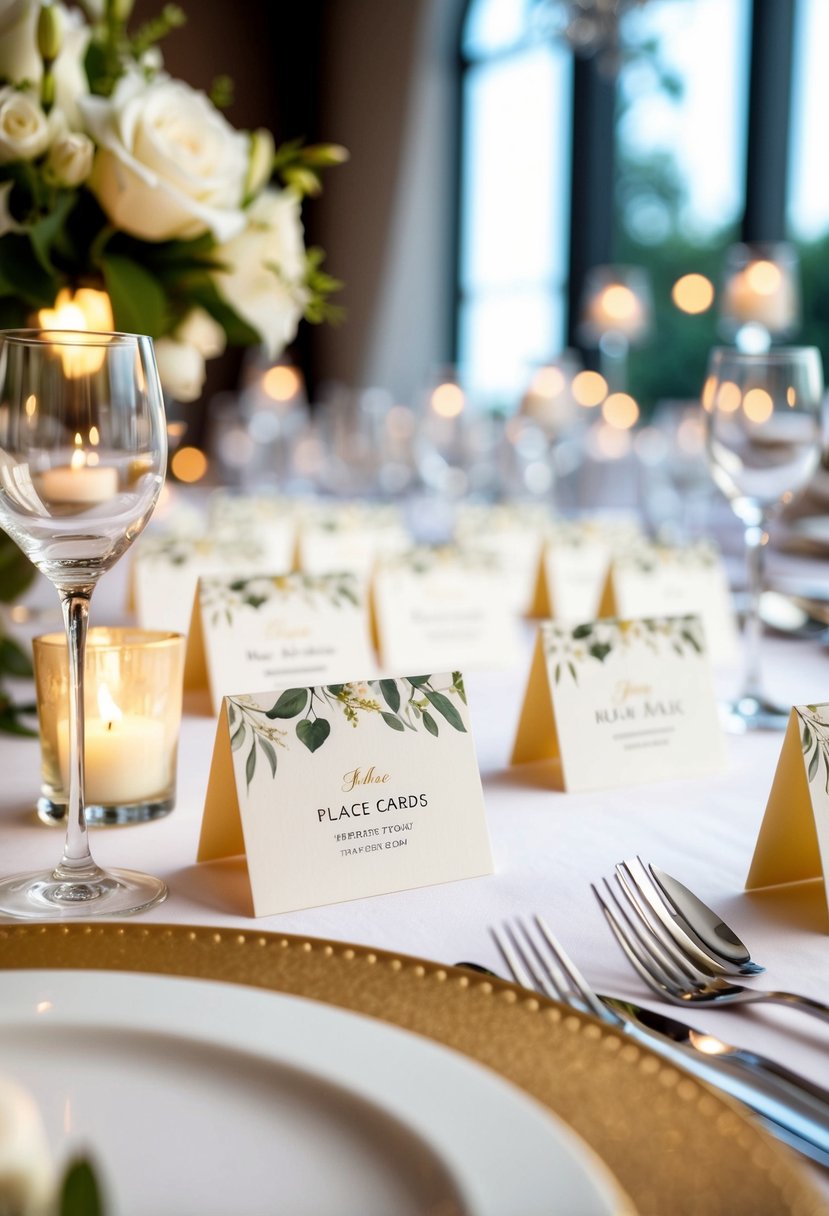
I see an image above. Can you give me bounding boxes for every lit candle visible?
[722,261,796,331]
[58,685,168,805]
[37,438,118,506]
[38,286,114,378]
[586,284,647,340]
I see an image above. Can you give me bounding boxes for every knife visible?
[457,962,829,1168]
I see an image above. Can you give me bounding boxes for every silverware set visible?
[480,859,829,1169]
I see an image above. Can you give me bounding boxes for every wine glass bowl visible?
[703,346,824,730]
[0,328,168,918]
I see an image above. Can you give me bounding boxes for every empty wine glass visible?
[0,329,167,917]
[703,346,824,730]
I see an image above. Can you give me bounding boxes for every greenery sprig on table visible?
[0,534,37,736]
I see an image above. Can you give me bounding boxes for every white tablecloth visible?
[2,550,829,1192]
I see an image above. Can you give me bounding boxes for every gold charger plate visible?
[0,922,824,1216]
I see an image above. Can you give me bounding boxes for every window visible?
[457,0,572,410]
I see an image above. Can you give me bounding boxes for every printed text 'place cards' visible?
[373,547,522,673]
[746,705,829,925]
[184,572,377,713]
[598,542,738,663]
[197,673,493,915]
[512,616,725,792]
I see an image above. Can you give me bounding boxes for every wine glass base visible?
[0,867,167,920]
[721,694,791,733]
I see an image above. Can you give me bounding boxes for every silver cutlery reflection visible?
[594,878,829,1025]
[617,857,764,976]
[485,918,829,1168]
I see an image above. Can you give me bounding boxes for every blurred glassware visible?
[241,355,310,492]
[578,264,652,392]
[719,242,800,354]
[638,401,716,543]
[703,345,824,731]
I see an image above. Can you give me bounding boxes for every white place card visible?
[298,501,410,582]
[747,704,829,923]
[207,492,298,570]
[454,502,552,615]
[530,516,642,622]
[372,546,522,673]
[131,534,275,636]
[598,541,738,663]
[197,672,493,915]
[512,615,725,792]
[184,572,378,713]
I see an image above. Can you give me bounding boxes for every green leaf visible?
[824,750,829,796]
[29,192,76,272]
[406,676,431,689]
[423,690,466,732]
[422,710,439,737]
[681,629,702,654]
[266,688,308,719]
[230,720,246,751]
[808,742,820,783]
[802,723,814,754]
[227,700,238,728]
[296,717,330,752]
[379,679,400,713]
[59,1159,104,1216]
[0,232,57,305]
[0,707,37,736]
[554,662,561,684]
[588,642,611,663]
[0,635,32,677]
[245,739,256,789]
[380,711,405,732]
[451,672,467,704]
[0,534,36,602]
[101,253,167,337]
[257,734,277,777]
[567,661,577,683]
[571,623,593,639]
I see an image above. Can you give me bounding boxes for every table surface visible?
[2,539,829,1198]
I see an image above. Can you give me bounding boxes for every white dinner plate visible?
[0,969,623,1216]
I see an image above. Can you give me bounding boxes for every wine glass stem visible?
[55,589,98,879]
[741,518,768,701]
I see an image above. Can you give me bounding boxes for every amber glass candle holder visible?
[33,628,185,826]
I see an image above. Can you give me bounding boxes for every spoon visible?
[626,857,765,976]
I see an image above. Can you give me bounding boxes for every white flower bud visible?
[46,129,93,185]
[245,127,274,199]
[154,337,206,403]
[176,307,226,360]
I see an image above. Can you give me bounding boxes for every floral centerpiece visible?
[0,0,345,402]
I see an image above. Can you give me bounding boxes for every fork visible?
[593,878,829,1025]
[489,916,829,1166]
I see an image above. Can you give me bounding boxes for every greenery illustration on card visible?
[543,615,706,685]
[199,572,360,627]
[226,673,467,790]
[747,704,829,924]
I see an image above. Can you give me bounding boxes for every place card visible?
[131,534,273,636]
[207,492,298,570]
[184,571,378,713]
[297,501,410,583]
[598,541,738,662]
[530,516,642,622]
[746,705,829,918]
[512,615,725,791]
[454,502,551,614]
[197,672,493,915]
[372,546,522,673]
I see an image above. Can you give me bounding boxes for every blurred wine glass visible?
[703,345,824,730]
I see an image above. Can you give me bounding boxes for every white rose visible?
[213,189,308,359]
[46,129,93,185]
[176,307,226,359]
[51,7,92,129]
[0,86,50,162]
[0,0,39,88]
[81,72,248,243]
[154,337,206,403]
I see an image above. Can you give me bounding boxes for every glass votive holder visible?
[33,627,185,827]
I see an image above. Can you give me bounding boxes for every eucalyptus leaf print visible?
[200,572,362,628]
[798,704,829,795]
[227,674,468,788]
[543,615,708,685]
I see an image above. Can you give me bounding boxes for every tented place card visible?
[454,502,551,614]
[530,517,642,622]
[132,534,274,635]
[512,615,725,792]
[197,673,493,915]
[598,541,738,662]
[372,546,522,673]
[184,572,377,713]
[298,501,409,582]
[207,493,298,570]
[746,705,829,920]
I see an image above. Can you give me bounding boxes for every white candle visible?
[38,463,118,505]
[723,261,796,331]
[58,686,168,805]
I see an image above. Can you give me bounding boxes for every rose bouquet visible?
[0,0,345,402]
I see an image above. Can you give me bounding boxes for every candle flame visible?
[431,383,464,418]
[38,287,114,378]
[70,446,86,471]
[97,684,122,727]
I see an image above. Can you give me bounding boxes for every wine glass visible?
[703,346,824,731]
[0,329,167,917]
